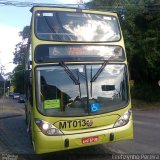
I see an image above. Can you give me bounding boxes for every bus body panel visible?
[33,118,133,154]
[25,6,134,154]
[32,104,132,132]
[32,104,133,154]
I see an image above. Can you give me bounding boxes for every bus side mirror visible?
[120,14,125,24]
[118,8,126,26]
[102,85,115,91]
[28,61,32,69]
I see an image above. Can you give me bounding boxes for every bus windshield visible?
[35,11,121,42]
[36,64,128,116]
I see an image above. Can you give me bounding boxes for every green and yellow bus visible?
[25,5,133,154]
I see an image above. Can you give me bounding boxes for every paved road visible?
[0,97,113,160]
[0,97,160,160]
[104,109,160,154]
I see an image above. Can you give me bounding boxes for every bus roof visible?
[30,4,85,12]
[30,5,117,15]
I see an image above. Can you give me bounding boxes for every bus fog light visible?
[35,118,63,136]
[114,109,132,128]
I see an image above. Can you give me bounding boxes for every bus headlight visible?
[114,110,132,128]
[35,118,63,136]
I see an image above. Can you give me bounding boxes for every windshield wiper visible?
[60,62,82,107]
[91,60,108,82]
[60,62,80,85]
[90,60,108,97]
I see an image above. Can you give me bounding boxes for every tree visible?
[92,0,160,85]
[12,65,25,93]
[13,26,30,65]
[129,7,160,84]
[12,26,30,93]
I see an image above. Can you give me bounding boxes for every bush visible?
[131,83,160,102]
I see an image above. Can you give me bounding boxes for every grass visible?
[131,99,160,110]
[130,83,160,102]
[130,83,160,109]
[0,106,17,111]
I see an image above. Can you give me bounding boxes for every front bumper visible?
[33,119,133,154]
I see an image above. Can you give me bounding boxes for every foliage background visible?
[11,0,160,101]
[91,0,160,101]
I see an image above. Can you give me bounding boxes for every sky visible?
[0,0,91,76]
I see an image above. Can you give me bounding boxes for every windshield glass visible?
[35,11,121,42]
[36,64,128,116]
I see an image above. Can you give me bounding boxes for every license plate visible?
[82,136,99,144]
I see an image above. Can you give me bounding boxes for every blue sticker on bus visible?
[90,102,100,113]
